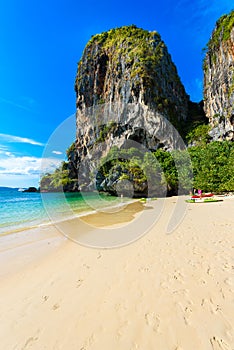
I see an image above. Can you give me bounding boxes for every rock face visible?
[72,25,190,192]
[75,26,189,121]
[203,11,234,140]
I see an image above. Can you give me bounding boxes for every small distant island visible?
[23,187,39,193]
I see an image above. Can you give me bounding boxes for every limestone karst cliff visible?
[203,11,234,140]
[75,25,189,122]
[71,25,191,193]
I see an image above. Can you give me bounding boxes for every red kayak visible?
[191,193,214,199]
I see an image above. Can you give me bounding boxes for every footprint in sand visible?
[117,321,130,338]
[206,265,214,276]
[138,266,150,272]
[52,303,60,310]
[226,263,234,271]
[76,279,84,288]
[83,263,90,269]
[22,336,38,349]
[224,277,234,287]
[173,270,185,283]
[201,298,221,314]
[205,298,219,314]
[200,279,207,285]
[144,312,160,332]
[210,336,231,350]
[177,301,193,325]
[219,288,225,299]
[84,335,95,348]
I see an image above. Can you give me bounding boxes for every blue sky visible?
[0,0,233,187]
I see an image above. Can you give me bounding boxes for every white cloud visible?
[0,133,44,146]
[0,144,8,151]
[0,154,62,188]
[52,150,63,155]
[0,155,61,177]
[0,147,11,156]
[5,151,12,156]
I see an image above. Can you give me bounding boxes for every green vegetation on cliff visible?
[97,141,234,195]
[75,24,190,153]
[207,10,234,52]
[186,124,211,146]
[189,141,234,192]
[84,24,168,85]
[40,140,234,194]
[40,162,75,192]
[203,10,234,72]
[77,24,187,118]
[89,25,163,75]
[203,9,234,138]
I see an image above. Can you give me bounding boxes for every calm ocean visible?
[0,187,122,235]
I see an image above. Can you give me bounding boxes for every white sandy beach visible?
[0,196,233,350]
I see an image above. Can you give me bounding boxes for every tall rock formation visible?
[72,25,190,191]
[75,25,189,120]
[203,11,234,140]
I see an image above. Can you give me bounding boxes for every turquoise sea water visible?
[0,187,123,235]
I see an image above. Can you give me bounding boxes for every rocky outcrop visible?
[203,11,234,140]
[72,25,190,192]
[23,187,38,193]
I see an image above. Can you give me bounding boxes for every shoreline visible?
[0,196,233,349]
[2,192,232,237]
[0,199,146,277]
[0,195,137,237]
